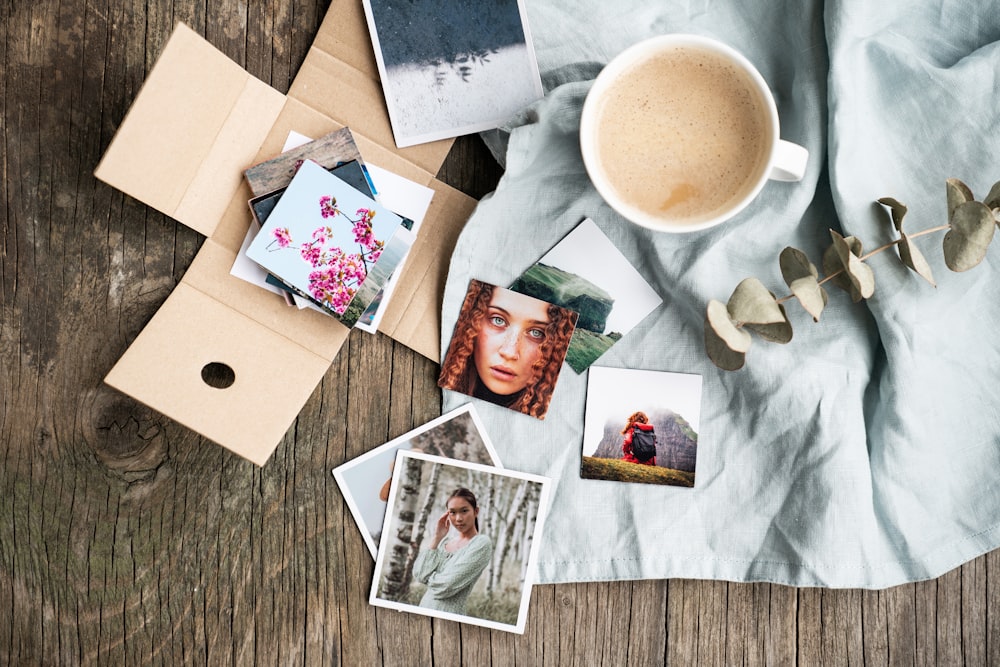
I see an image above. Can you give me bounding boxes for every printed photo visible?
[581,366,703,487]
[332,404,502,558]
[361,0,543,147]
[370,451,550,634]
[245,160,404,326]
[439,280,578,420]
[249,160,374,230]
[238,159,378,306]
[243,127,369,198]
[510,218,663,373]
[354,163,435,333]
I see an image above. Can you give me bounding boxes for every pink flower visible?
[319,195,338,219]
[265,196,386,314]
[312,225,333,242]
[272,227,293,248]
[308,267,358,314]
[300,242,323,267]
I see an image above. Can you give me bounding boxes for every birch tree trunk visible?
[482,475,498,590]
[519,485,539,585]
[489,480,529,593]
[379,456,423,601]
[400,463,442,594]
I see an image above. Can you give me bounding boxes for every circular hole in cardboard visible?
[201,362,236,389]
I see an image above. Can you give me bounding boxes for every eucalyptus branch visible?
[705,179,1000,371]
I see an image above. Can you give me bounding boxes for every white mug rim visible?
[580,34,782,233]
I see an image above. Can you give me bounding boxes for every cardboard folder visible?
[94,0,477,465]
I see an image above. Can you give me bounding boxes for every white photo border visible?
[368,450,551,634]
[332,403,503,558]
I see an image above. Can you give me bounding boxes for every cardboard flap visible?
[105,283,330,465]
[184,239,350,361]
[291,0,454,173]
[94,23,286,237]
[311,0,380,76]
[290,48,453,176]
[376,181,477,361]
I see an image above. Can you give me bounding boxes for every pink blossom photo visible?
[246,159,406,325]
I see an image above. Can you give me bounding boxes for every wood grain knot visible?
[80,386,170,485]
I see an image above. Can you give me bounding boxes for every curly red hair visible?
[439,280,577,419]
[621,411,649,434]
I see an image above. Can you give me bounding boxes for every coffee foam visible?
[593,46,772,226]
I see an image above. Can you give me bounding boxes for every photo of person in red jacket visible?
[621,411,656,466]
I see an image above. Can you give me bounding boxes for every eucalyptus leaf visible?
[705,300,749,371]
[727,277,784,325]
[704,176,1000,372]
[877,197,908,232]
[779,247,827,321]
[828,231,875,301]
[823,241,858,300]
[704,322,747,371]
[897,233,936,286]
[946,178,974,219]
[794,280,828,321]
[706,299,751,353]
[779,247,818,283]
[984,180,1000,212]
[745,304,794,343]
[943,200,995,272]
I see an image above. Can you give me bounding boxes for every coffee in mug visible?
[580,35,808,232]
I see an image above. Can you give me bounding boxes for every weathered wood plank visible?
[989,550,1000,666]
[723,582,797,666]
[936,567,963,665]
[668,579,728,666]
[626,580,668,665]
[961,556,987,666]
[861,588,889,665]
[914,578,938,667]
[798,589,865,666]
[884,583,917,666]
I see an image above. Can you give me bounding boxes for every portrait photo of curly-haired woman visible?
[438,279,578,419]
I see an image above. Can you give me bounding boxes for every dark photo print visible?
[362,0,543,146]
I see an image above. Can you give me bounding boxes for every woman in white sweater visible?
[413,488,493,615]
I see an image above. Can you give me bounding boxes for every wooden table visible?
[2,1,996,663]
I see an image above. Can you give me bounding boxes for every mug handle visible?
[769,140,809,182]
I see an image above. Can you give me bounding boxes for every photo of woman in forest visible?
[370,452,550,633]
[439,279,577,419]
[412,488,492,614]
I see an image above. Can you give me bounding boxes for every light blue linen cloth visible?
[441,0,1000,587]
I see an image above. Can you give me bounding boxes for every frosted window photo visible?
[362,0,543,147]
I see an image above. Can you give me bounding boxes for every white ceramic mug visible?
[580,34,808,233]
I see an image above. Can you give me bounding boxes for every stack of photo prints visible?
[231,127,434,332]
[333,404,551,634]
